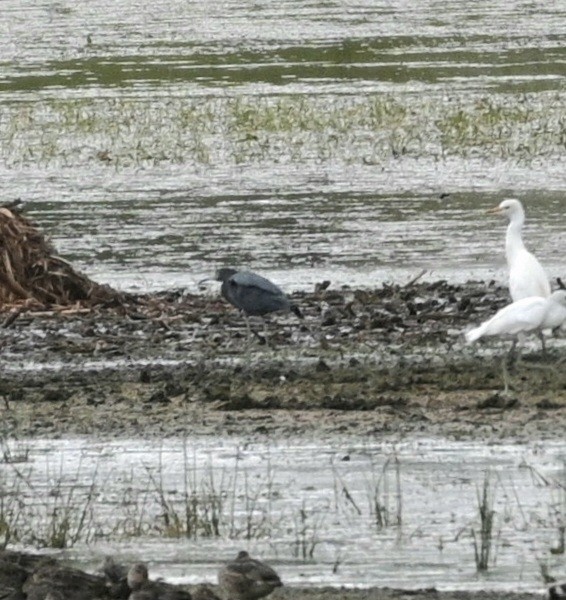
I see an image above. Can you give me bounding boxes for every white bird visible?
[465,291,566,343]
[465,290,566,392]
[488,198,550,301]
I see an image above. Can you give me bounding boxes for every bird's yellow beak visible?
[486,205,502,215]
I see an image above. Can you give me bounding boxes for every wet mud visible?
[0,281,563,600]
[0,279,564,442]
[0,285,562,599]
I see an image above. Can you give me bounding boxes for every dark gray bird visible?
[192,585,222,600]
[127,563,192,600]
[217,551,282,600]
[215,268,302,319]
[101,556,129,598]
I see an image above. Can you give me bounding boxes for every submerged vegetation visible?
[2,92,565,168]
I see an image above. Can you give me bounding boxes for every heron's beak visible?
[486,205,502,215]
[198,277,214,285]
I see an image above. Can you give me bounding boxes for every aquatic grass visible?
[537,558,558,585]
[290,500,324,559]
[144,445,225,539]
[518,458,566,554]
[237,469,272,540]
[331,451,403,530]
[368,453,403,530]
[3,457,99,549]
[2,91,565,168]
[0,435,30,465]
[227,449,280,541]
[112,477,153,539]
[0,469,25,549]
[550,525,565,555]
[548,461,566,555]
[0,434,565,592]
[143,443,278,541]
[35,461,99,549]
[471,471,498,571]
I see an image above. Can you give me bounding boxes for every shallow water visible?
[2,435,565,592]
[1,1,565,292]
[2,3,566,593]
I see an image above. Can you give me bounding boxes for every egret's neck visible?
[505,215,526,264]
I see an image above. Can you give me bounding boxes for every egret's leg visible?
[538,331,547,354]
[501,354,511,395]
[508,339,518,364]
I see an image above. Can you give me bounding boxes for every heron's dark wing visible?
[231,271,285,296]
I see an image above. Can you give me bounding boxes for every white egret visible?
[488,198,550,301]
[465,290,566,393]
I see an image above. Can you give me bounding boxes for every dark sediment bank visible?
[0,549,546,600]
[0,279,564,441]
[0,280,562,599]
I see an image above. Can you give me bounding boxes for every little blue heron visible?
[215,268,303,319]
[218,550,283,600]
[203,268,303,345]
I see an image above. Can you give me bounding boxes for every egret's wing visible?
[483,297,546,336]
[543,299,566,330]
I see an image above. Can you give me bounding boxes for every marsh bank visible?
[1,279,565,441]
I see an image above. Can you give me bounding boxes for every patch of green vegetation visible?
[1,91,565,168]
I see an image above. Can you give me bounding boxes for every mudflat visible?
[0,280,562,600]
[1,279,564,442]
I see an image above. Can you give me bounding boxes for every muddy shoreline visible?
[0,280,563,599]
[0,549,547,600]
[0,279,564,442]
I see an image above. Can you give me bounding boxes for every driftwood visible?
[0,202,125,308]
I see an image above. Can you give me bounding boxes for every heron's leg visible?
[243,314,254,350]
[243,315,269,347]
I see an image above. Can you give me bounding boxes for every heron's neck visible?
[505,215,526,263]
